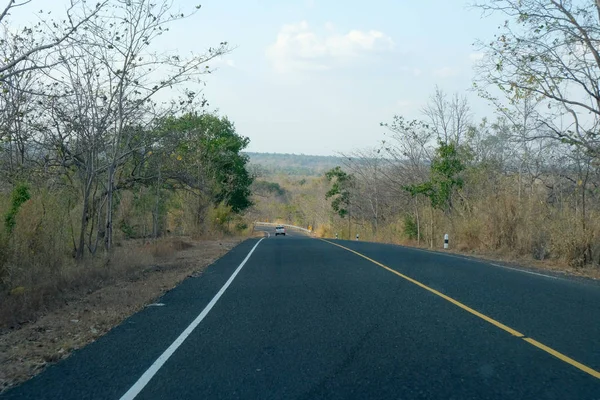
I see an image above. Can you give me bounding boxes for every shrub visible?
[403,214,419,240]
[5,183,30,234]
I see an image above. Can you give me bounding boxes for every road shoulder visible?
[0,237,243,394]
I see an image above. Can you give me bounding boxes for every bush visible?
[5,189,74,290]
[403,214,419,240]
[119,220,137,239]
[5,183,30,233]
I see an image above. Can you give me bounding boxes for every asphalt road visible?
[2,230,600,399]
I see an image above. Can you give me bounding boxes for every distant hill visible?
[245,152,343,176]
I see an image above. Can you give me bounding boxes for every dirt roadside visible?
[0,236,245,393]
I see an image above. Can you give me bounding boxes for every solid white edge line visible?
[402,246,564,281]
[119,238,264,400]
[490,263,559,279]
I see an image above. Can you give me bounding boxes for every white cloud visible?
[433,66,459,78]
[266,21,394,73]
[209,56,236,69]
[396,100,414,109]
[397,66,423,77]
[469,52,484,62]
[391,100,421,119]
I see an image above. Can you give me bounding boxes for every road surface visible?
[2,229,600,399]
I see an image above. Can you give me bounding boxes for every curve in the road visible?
[321,239,600,380]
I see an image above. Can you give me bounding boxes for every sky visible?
[9,0,505,156]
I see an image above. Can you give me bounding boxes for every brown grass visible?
[0,236,244,392]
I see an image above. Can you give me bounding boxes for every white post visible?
[444,233,449,249]
[356,234,359,241]
[335,233,338,239]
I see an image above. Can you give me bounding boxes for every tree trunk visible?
[153,170,162,239]
[415,197,421,245]
[77,191,90,259]
[77,175,94,259]
[518,163,523,202]
[430,205,434,249]
[105,165,115,252]
[348,214,351,240]
[581,171,592,265]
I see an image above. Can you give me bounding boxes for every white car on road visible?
[275,226,286,236]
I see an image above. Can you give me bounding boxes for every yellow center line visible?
[320,239,600,380]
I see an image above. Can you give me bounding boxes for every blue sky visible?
[185,0,504,155]
[11,0,504,155]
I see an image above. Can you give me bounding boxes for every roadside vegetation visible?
[249,0,600,275]
[0,0,253,330]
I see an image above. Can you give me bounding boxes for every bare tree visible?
[422,86,472,145]
[0,57,39,179]
[0,0,106,82]
[37,0,231,258]
[83,0,230,251]
[379,116,436,244]
[474,0,600,155]
[341,148,394,237]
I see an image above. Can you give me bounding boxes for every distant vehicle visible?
[275,226,286,236]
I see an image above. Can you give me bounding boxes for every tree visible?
[86,0,230,251]
[405,141,466,247]
[0,56,39,180]
[341,148,394,237]
[0,0,106,82]
[151,112,253,225]
[474,0,600,155]
[422,86,471,145]
[406,141,465,212]
[325,166,355,238]
[14,0,233,258]
[380,116,435,244]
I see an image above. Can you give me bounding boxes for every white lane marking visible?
[119,238,264,400]
[384,245,566,281]
[489,263,559,280]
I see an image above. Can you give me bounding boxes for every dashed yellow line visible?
[321,239,600,380]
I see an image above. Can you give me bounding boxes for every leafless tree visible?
[35,0,231,258]
[340,148,395,237]
[83,0,230,252]
[474,0,600,156]
[422,86,472,145]
[0,0,106,82]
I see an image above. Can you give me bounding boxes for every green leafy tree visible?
[325,166,356,238]
[405,141,465,213]
[152,112,253,213]
[325,167,354,218]
[5,183,30,233]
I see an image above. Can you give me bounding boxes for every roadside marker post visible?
[356,234,359,241]
[444,234,449,249]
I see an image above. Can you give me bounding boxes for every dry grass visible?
[320,202,600,281]
[0,236,244,393]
